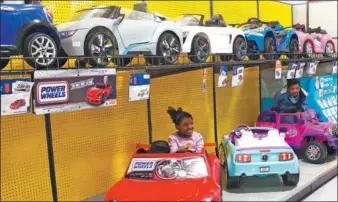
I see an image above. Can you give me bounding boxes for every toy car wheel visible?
[0,58,9,70]
[85,27,117,67]
[304,141,328,164]
[232,36,247,61]
[23,33,58,69]
[303,41,313,58]
[188,34,210,63]
[282,171,299,186]
[147,32,181,65]
[101,94,107,104]
[324,41,335,57]
[227,170,241,189]
[287,38,299,59]
[218,144,226,168]
[263,36,278,60]
[112,57,133,67]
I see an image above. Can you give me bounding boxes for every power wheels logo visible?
[37,81,69,104]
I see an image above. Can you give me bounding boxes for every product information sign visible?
[128,72,150,102]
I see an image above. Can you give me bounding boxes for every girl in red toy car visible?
[167,106,204,153]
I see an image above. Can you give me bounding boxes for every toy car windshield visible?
[71,6,117,21]
[95,83,107,89]
[303,110,319,123]
[308,27,327,34]
[175,14,204,26]
[292,23,306,32]
[125,156,208,180]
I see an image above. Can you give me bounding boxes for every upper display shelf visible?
[0,2,336,71]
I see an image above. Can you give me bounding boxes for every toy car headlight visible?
[59,30,77,40]
[203,197,213,202]
[97,92,102,97]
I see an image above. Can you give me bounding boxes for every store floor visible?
[84,156,337,201]
[302,176,337,201]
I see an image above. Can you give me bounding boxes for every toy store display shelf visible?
[222,156,337,201]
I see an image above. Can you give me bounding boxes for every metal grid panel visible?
[215,66,260,144]
[213,0,257,24]
[150,68,215,144]
[259,1,292,27]
[1,74,52,201]
[50,70,149,201]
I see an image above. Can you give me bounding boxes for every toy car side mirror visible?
[297,119,305,125]
[114,14,125,26]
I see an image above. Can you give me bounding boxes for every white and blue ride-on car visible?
[218,124,300,188]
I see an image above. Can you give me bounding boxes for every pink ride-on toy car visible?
[256,109,338,164]
[291,24,336,57]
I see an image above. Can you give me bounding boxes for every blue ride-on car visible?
[0,2,66,70]
[218,124,300,188]
[231,18,299,60]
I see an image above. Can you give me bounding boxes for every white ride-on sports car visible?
[175,14,247,63]
[57,3,184,67]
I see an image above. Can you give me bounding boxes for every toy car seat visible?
[293,23,305,32]
[235,131,255,147]
[205,14,227,27]
[148,140,170,153]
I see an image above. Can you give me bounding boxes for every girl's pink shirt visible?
[168,131,204,153]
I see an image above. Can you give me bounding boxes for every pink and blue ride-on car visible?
[256,109,338,164]
[291,24,336,58]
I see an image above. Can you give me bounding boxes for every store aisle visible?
[302,176,337,201]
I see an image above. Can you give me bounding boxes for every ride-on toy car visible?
[86,83,113,105]
[256,110,338,164]
[218,125,299,188]
[290,24,336,57]
[57,2,184,67]
[10,99,26,109]
[0,3,64,70]
[175,14,247,63]
[104,141,221,201]
[231,18,299,60]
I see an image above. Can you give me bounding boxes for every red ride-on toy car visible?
[85,83,113,105]
[10,99,26,109]
[104,141,221,201]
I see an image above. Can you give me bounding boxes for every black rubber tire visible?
[282,172,300,186]
[188,34,210,63]
[146,32,181,65]
[323,41,335,57]
[304,141,328,164]
[302,41,313,58]
[227,169,241,189]
[0,58,9,70]
[101,94,107,104]
[232,36,247,61]
[55,48,68,68]
[287,38,299,59]
[85,27,117,67]
[22,33,58,69]
[112,57,133,66]
[263,36,278,60]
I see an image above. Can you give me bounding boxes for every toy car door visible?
[278,114,300,143]
[0,5,16,45]
[117,8,158,49]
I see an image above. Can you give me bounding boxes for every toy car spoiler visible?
[136,142,216,149]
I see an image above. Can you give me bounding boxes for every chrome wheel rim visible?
[305,42,313,57]
[234,37,247,60]
[326,42,334,56]
[91,33,114,65]
[194,36,209,62]
[30,36,56,66]
[159,34,180,63]
[307,145,321,161]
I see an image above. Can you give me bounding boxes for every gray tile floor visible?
[83,156,337,202]
[302,176,337,201]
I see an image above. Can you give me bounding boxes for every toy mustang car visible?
[218,125,299,188]
[86,83,113,105]
[104,141,221,201]
[57,2,184,67]
[256,109,338,164]
[10,99,26,109]
[231,18,299,60]
[290,24,336,58]
[0,3,65,70]
[175,14,247,63]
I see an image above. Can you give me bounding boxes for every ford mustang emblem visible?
[262,155,268,161]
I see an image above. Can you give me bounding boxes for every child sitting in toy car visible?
[167,107,204,153]
[272,79,308,113]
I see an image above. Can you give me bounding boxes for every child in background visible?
[167,107,204,153]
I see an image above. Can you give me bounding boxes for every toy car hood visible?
[305,121,337,135]
[87,87,102,96]
[104,178,215,201]
[235,129,290,150]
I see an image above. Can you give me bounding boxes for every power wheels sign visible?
[34,69,117,114]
